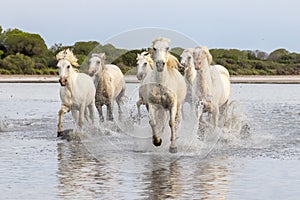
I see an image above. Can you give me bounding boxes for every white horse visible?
[190,46,231,127]
[136,51,153,81]
[136,52,153,122]
[88,53,126,122]
[140,37,187,153]
[180,48,198,113]
[56,49,96,136]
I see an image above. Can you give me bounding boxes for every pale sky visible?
[1,0,300,53]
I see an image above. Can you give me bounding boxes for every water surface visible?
[0,83,299,199]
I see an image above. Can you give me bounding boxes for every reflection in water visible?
[57,140,229,199]
[143,156,229,199]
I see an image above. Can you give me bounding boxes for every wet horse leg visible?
[116,88,125,122]
[169,103,178,153]
[78,104,85,128]
[107,101,114,121]
[88,104,95,124]
[149,104,162,146]
[96,101,104,122]
[57,105,69,137]
[136,98,143,124]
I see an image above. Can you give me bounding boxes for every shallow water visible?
[0,83,299,199]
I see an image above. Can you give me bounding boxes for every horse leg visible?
[149,104,162,146]
[57,105,69,137]
[88,104,95,124]
[212,106,219,128]
[116,96,124,122]
[136,98,143,124]
[71,107,78,123]
[107,101,114,121]
[84,108,89,121]
[78,104,85,129]
[96,102,104,122]
[219,100,228,127]
[169,103,178,153]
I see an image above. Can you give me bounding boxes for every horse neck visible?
[154,66,168,85]
[185,62,197,85]
[66,68,78,92]
[94,63,105,84]
[197,59,213,98]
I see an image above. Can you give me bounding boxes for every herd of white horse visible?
[56,37,231,153]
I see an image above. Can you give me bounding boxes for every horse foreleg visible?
[219,100,229,127]
[169,104,178,153]
[212,106,219,128]
[88,104,95,124]
[57,105,69,137]
[96,102,104,122]
[136,98,143,124]
[78,105,85,129]
[149,104,162,147]
[107,101,114,121]
[116,98,124,122]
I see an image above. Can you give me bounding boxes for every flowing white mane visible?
[56,49,79,67]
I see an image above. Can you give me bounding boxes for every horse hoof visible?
[57,131,63,137]
[153,136,162,146]
[169,146,178,153]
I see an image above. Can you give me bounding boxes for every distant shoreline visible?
[0,75,300,84]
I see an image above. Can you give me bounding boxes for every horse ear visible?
[100,53,106,60]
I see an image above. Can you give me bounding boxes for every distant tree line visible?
[0,26,300,75]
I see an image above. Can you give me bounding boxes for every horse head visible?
[88,53,105,76]
[136,51,153,80]
[151,37,171,72]
[56,49,79,86]
[193,46,212,70]
[180,48,195,68]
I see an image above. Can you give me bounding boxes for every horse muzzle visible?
[88,69,95,76]
[136,73,144,80]
[156,61,165,72]
[59,77,67,86]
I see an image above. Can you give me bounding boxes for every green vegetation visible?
[0,25,300,75]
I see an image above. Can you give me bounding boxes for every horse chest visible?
[147,84,176,108]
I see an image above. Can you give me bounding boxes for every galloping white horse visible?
[140,37,187,153]
[191,46,231,127]
[136,52,153,122]
[88,53,126,122]
[56,49,95,136]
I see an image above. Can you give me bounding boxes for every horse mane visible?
[56,49,79,67]
[166,53,180,70]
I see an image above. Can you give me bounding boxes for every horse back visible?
[96,65,125,103]
[73,73,96,105]
[212,65,231,105]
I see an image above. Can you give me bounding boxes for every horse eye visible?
[67,65,70,69]
[153,48,156,51]
[96,61,101,64]
[143,62,147,66]
[166,47,169,51]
